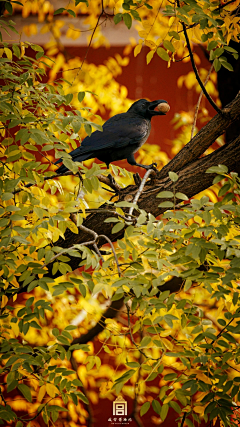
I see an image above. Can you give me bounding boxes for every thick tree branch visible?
[70,297,124,346]
[157,90,240,180]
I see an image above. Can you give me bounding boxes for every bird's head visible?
[128,99,170,119]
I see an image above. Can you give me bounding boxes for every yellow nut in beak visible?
[157,102,170,113]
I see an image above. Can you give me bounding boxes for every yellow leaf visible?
[134,44,142,57]
[196,372,212,384]
[122,285,130,292]
[105,318,117,325]
[194,215,202,224]
[30,378,39,391]
[164,390,175,403]
[1,295,8,308]
[11,322,19,337]
[161,338,173,350]
[169,16,175,27]
[20,42,25,58]
[194,406,205,415]
[4,48,12,60]
[67,221,78,234]
[114,348,122,355]
[38,385,46,402]
[195,392,207,402]
[138,30,148,38]
[145,40,156,49]
[46,383,58,398]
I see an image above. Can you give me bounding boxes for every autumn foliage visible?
[1,1,240,427]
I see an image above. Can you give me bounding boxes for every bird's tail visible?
[55,151,94,175]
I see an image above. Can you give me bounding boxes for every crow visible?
[55,98,170,174]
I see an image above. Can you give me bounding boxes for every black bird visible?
[55,98,170,174]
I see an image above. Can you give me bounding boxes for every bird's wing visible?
[55,114,149,169]
[70,114,149,157]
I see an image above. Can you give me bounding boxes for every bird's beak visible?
[148,100,170,116]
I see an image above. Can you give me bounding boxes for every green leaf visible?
[130,9,141,21]
[114,13,123,24]
[140,401,150,416]
[123,13,132,29]
[163,40,175,52]
[169,31,180,40]
[218,183,231,197]
[157,191,174,198]
[79,283,86,298]
[12,44,20,58]
[175,192,188,200]
[168,171,178,182]
[111,222,125,234]
[152,399,161,414]
[206,165,228,174]
[65,93,73,105]
[5,2,13,14]
[52,328,59,337]
[221,60,233,71]
[75,0,89,5]
[31,44,44,52]
[169,400,181,414]
[185,418,194,427]
[140,336,151,348]
[69,344,90,351]
[157,47,170,61]
[160,404,169,421]
[67,9,76,17]
[78,92,85,103]
[164,373,178,381]
[77,392,89,404]
[213,58,221,72]
[207,41,218,51]
[158,201,174,208]
[54,8,65,15]
[18,384,32,402]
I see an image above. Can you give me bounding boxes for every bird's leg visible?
[107,174,120,194]
[133,173,142,186]
[127,153,158,171]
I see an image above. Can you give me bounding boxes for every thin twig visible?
[41,238,97,268]
[126,304,159,360]
[71,0,105,86]
[128,169,155,218]
[13,171,121,195]
[191,63,214,139]
[93,243,104,262]
[176,0,222,114]
[130,331,145,427]
[99,234,121,277]
[180,412,187,427]
[86,209,136,223]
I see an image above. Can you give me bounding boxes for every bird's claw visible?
[150,162,158,171]
[133,173,141,186]
[107,174,120,193]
